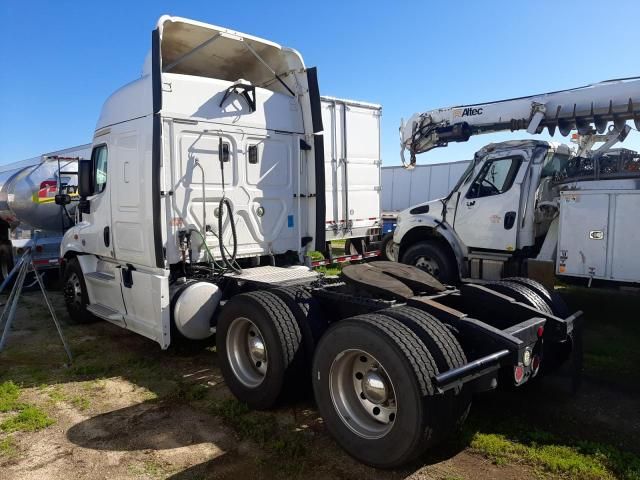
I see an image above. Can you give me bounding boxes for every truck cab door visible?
[453,152,527,252]
[79,142,126,326]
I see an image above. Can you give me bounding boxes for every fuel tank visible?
[0,145,90,231]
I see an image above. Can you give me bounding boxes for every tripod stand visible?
[0,237,72,363]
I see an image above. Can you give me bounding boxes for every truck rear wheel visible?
[504,277,569,317]
[401,241,457,284]
[379,306,471,430]
[62,257,97,324]
[269,287,328,365]
[485,280,552,314]
[217,291,302,410]
[312,313,443,468]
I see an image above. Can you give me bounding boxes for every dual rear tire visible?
[312,308,469,468]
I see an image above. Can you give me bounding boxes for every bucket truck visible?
[394,78,640,285]
[47,15,582,468]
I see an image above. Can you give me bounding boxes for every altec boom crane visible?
[400,77,640,167]
[393,76,640,286]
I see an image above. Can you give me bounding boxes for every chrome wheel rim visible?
[329,349,397,439]
[415,256,440,276]
[385,241,396,262]
[226,317,268,388]
[64,272,83,306]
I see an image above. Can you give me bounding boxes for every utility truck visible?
[394,78,640,285]
[55,16,581,468]
[0,144,90,283]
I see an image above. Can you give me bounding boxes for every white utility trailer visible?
[319,96,382,261]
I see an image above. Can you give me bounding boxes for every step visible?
[87,303,124,321]
[85,271,116,282]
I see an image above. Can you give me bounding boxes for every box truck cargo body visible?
[320,97,381,242]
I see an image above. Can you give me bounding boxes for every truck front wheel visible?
[401,241,457,284]
[62,257,97,323]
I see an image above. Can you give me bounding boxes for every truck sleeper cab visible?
[59,16,581,469]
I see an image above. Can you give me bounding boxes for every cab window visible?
[92,145,108,194]
[467,156,521,199]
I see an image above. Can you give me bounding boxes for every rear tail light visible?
[514,365,525,384]
[537,326,544,338]
[531,355,541,377]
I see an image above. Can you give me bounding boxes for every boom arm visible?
[400,77,640,167]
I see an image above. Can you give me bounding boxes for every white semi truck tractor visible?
[394,78,640,285]
[0,145,89,282]
[57,16,582,468]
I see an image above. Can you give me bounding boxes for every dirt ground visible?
[0,287,639,480]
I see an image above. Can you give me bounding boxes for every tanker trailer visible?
[0,144,90,282]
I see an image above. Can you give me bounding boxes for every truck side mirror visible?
[54,194,72,206]
[78,159,95,198]
[78,159,94,214]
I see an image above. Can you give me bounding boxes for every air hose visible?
[217,140,242,274]
[218,196,241,273]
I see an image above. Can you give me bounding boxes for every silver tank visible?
[0,145,90,231]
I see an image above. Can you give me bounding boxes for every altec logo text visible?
[453,107,483,118]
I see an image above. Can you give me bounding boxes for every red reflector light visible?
[537,326,544,338]
[532,355,541,373]
[514,365,525,384]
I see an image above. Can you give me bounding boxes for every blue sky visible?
[0,0,638,166]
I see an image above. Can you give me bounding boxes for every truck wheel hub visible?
[329,349,398,439]
[248,335,266,363]
[361,370,388,404]
[415,256,439,275]
[226,317,268,388]
[64,273,82,305]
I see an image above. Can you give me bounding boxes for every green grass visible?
[559,285,640,387]
[0,437,17,459]
[210,398,307,461]
[0,405,55,433]
[465,420,640,480]
[0,381,23,412]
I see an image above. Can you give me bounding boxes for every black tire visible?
[379,306,471,430]
[0,242,14,285]
[505,276,569,317]
[269,287,328,364]
[312,313,444,468]
[485,280,552,314]
[401,240,457,284]
[380,232,395,261]
[62,257,98,324]
[344,238,364,256]
[216,291,302,410]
